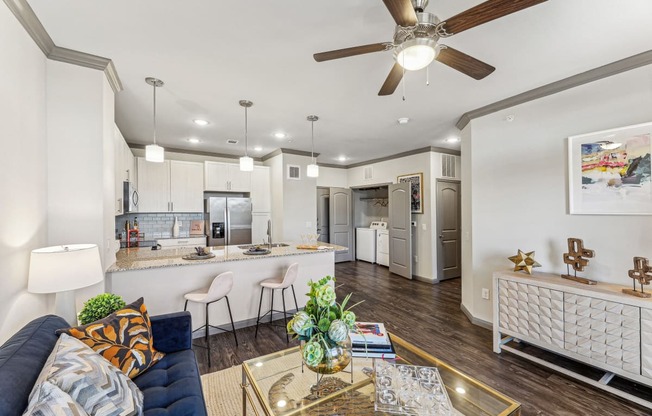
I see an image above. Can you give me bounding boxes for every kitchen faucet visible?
[266,219,272,249]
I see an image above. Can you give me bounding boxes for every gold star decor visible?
[508,250,541,274]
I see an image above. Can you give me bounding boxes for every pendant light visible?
[239,100,254,172]
[145,77,165,163]
[306,115,319,178]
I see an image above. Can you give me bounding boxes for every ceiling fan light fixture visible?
[395,38,438,71]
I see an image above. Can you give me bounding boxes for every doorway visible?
[436,180,461,280]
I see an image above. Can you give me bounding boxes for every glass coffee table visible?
[242,333,520,415]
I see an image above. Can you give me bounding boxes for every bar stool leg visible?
[269,289,275,325]
[291,285,299,311]
[225,296,238,346]
[281,288,289,343]
[255,288,264,338]
[184,300,188,311]
[205,302,211,368]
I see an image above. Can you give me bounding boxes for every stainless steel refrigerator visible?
[206,197,252,246]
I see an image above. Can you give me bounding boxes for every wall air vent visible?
[287,164,301,180]
[226,139,239,144]
[363,166,373,181]
[442,154,456,178]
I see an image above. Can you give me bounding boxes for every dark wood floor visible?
[194,261,649,415]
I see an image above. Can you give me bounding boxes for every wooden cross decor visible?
[561,238,597,285]
[623,257,652,298]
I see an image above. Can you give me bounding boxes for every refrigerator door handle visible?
[225,207,230,245]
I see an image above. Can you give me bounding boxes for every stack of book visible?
[350,322,396,359]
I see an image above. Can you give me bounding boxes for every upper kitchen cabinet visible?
[251,166,271,212]
[114,126,135,215]
[137,158,203,213]
[204,161,251,192]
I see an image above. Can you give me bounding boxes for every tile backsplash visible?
[116,213,204,240]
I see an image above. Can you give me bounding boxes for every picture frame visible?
[568,121,652,215]
[397,172,424,214]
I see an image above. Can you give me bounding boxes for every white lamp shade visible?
[28,244,104,293]
[306,163,319,178]
[395,38,438,71]
[240,156,254,171]
[145,144,165,162]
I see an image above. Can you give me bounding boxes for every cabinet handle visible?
[126,169,130,182]
[117,198,122,213]
[171,202,174,211]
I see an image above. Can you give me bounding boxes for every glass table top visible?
[242,333,520,416]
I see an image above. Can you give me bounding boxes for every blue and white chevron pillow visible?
[24,333,143,415]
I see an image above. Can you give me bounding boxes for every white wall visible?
[462,65,652,323]
[282,154,317,241]
[317,166,347,188]
[0,4,51,342]
[265,154,284,242]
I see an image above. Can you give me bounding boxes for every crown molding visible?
[4,0,123,93]
[346,146,460,169]
[261,148,321,161]
[456,49,652,130]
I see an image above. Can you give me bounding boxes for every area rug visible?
[201,365,262,415]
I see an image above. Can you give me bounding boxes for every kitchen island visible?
[106,243,346,333]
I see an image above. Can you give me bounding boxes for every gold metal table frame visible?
[241,333,521,415]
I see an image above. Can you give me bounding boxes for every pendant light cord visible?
[152,82,157,145]
[311,120,315,163]
[244,106,248,157]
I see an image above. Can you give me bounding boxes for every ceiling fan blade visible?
[382,0,418,26]
[440,0,547,36]
[313,43,390,62]
[436,46,495,80]
[378,63,404,96]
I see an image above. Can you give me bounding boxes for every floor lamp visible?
[28,244,104,325]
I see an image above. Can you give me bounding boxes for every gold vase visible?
[301,337,352,374]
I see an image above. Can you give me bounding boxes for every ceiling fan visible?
[313,0,547,96]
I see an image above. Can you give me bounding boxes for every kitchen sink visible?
[238,243,289,249]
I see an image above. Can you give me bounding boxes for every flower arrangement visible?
[287,276,360,371]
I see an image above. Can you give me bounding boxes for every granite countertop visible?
[107,242,347,272]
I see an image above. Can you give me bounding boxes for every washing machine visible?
[355,221,387,264]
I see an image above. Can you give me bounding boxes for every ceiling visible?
[28,0,652,165]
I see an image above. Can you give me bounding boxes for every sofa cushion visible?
[133,349,207,416]
[58,298,165,378]
[0,315,68,416]
[25,333,143,415]
[22,381,89,416]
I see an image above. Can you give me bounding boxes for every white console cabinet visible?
[494,270,652,408]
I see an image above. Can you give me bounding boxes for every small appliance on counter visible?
[206,197,252,246]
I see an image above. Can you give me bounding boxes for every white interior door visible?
[329,187,353,262]
[389,182,412,279]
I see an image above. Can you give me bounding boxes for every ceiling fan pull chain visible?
[402,54,406,101]
[426,66,430,86]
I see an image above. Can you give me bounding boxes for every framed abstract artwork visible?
[568,121,652,215]
[398,172,423,214]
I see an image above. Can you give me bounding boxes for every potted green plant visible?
[287,276,360,374]
[78,293,126,325]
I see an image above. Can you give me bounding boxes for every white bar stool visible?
[184,271,238,367]
[255,263,299,342]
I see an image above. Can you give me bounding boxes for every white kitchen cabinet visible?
[114,126,135,215]
[170,161,204,212]
[252,212,271,245]
[137,158,171,212]
[204,161,251,192]
[250,166,271,212]
[137,158,204,213]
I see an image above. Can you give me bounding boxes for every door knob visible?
[439,234,443,239]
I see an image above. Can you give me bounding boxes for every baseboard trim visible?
[460,303,492,330]
[413,275,436,284]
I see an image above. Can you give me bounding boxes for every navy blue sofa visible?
[0,312,208,416]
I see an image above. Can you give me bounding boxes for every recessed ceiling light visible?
[254,146,263,151]
[187,138,201,144]
[445,137,460,143]
[397,117,410,125]
[504,114,515,122]
[193,119,209,126]
[337,156,347,162]
[274,132,286,139]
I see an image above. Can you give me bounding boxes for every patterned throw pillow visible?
[24,334,143,416]
[23,380,89,416]
[58,297,165,379]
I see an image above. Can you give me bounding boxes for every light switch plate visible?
[482,288,490,300]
